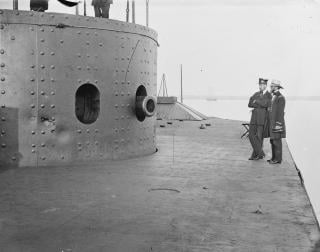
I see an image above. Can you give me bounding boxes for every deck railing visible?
[9,0,150,27]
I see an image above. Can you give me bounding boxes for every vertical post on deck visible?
[126,0,130,22]
[146,0,149,27]
[132,0,135,24]
[180,64,183,103]
[84,0,87,16]
[75,4,79,15]
[13,0,18,10]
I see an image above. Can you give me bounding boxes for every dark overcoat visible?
[92,0,113,6]
[269,92,286,139]
[30,0,49,10]
[248,91,272,138]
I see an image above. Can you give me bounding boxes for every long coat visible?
[269,91,286,139]
[92,0,113,6]
[30,0,49,10]
[248,91,272,138]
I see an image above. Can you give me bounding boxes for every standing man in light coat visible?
[248,78,272,160]
[268,80,286,164]
[92,0,113,18]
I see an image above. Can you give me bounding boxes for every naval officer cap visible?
[271,79,284,89]
[259,78,268,85]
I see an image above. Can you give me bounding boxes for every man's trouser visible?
[94,4,110,18]
[249,124,264,158]
[270,139,282,162]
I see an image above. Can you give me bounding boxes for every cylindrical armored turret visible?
[0,9,158,167]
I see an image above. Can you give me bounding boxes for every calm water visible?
[185,98,320,220]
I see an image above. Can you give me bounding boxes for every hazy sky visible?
[1,0,320,97]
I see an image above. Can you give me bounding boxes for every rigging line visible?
[124,39,140,84]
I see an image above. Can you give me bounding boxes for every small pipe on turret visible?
[132,0,136,24]
[146,0,149,27]
[126,0,130,22]
[13,0,18,10]
[84,0,87,16]
[180,64,183,103]
[75,3,79,15]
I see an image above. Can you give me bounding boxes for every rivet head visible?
[1,130,5,135]
[41,157,46,160]
[86,129,90,133]
[30,91,35,95]
[0,25,4,29]
[60,40,64,43]
[41,143,45,147]
[0,10,3,14]
[1,117,5,121]
[30,104,35,108]
[12,157,16,161]
[40,104,45,108]
[40,51,45,55]
[77,66,81,70]
[40,65,45,69]
[30,78,35,82]
[32,149,36,153]
[40,38,45,42]
[10,36,15,40]
[51,78,55,82]
[0,49,4,54]
[50,104,55,108]
[30,64,35,69]
[51,91,55,95]
[40,91,45,95]
[41,78,45,82]
[0,63,4,67]
[50,65,55,69]
[41,130,45,134]
[1,143,6,148]
[31,131,36,135]
[32,144,36,147]
[1,90,5,94]
[77,129,82,134]
[50,52,55,55]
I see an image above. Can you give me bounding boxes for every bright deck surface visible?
[0,118,319,251]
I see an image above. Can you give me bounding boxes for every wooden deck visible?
[0,118,319,251]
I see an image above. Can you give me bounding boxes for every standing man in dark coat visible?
[30,0,49,12]
[268,80,286,164]
[248,78,272,160]
[92,0,113,18]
